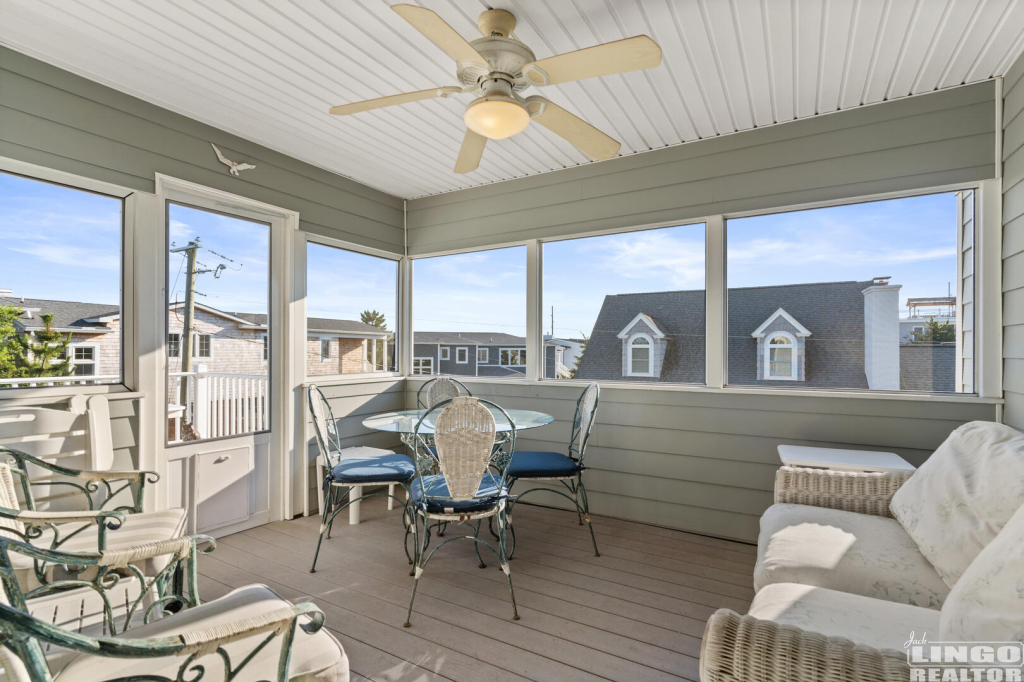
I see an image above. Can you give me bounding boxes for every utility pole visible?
[171,239,200,407]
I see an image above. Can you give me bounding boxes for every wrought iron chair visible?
[405,397,518,627]
[0,534,349,681]
[415,376,471,410]
[505,382,601,556]
[308,385,415,573]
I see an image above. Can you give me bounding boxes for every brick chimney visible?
[862,280,902,390]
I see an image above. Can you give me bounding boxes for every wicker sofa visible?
[700,421,1024,682]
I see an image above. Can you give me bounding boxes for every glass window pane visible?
[542,224,706,383]
[413,246,526,379]
[306,243,398,375]
[727,193,968,392]
[0,172,123,389]
[167,203,269,443]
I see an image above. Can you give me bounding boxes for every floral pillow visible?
[890,421,1024,588]
[940,501,1024,641]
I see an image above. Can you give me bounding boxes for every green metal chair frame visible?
[0,535,328,682]
[308,385,415,573]
[405,397,518,627]
[505,382,601,557]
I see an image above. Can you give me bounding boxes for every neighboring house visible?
[575,279,956,392]
[899,315,956,344]
[0,293,120,379]
[412,332,570,378]
[0,292,391,381]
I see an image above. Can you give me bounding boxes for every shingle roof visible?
[0,297,118,332]
[576,280,872,387]
[413,332,526,345]
[232,312,387,335]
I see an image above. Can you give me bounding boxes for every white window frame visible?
[319,336,332,361]
[477,348,489,363]
[262,333,268,361]
[70,344,98,377]
[500,348,526,366]
[763,331,798,381]
[193,333,213,359]
[412,357,433,375]
[302,235,403,382]
[456,347,469,364]
[168,332,181,358]
[625,333,655,377]
[0,157,136,398]
[440,347,450,361]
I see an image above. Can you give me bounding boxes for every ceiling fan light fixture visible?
[464,96,530,140]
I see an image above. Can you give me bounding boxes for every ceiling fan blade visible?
[521,36,662,87]
[329,87,463,115]
[392,4,490,69]
[454,129,487,174]
[527,97,620,160]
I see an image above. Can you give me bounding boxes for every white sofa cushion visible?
[55,584,348,682]
[940,501,1024,642]
[749,583,940,652]
[890,421,1024,588]
[755,503,949,609]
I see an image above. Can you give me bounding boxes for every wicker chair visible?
[0,534,349,681]
[415,376,471,410]
[308,385,415,573]
[699,466,917,682]
[504,382,600,556]
[405,397,518,627]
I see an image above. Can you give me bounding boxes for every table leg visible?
[388,483,395,510]
[349,485,361,525]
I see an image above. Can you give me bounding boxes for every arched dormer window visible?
[627,333,653,376]
[765,332,797,380]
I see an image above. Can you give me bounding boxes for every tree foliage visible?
[910,317,956,344]
[567,333,588,379]
[14,313,72,378]
[0,305,21,379]
[360,310,387,330]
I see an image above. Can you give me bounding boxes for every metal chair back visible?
[413,397,515,506]
[569,383,600,465]
[308,385,342,468]
[416,377,471,410]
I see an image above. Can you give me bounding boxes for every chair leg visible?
[578,476,600,557]
[404,513,424,627]
[473,520,486,569]
[497,505,519,621]
[310,484,334,573]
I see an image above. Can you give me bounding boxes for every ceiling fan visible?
[328,5,662,174]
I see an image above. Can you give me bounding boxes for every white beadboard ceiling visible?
[3,0,1024,200]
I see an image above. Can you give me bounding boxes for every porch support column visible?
[526,240,542,382]
[706,215,726,389]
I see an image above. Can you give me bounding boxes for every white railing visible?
[0,375,120,388]
[169,366,268,442]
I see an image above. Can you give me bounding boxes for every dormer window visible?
[752,308,809,382]
[628,334,652,376]
[766,333,796,379]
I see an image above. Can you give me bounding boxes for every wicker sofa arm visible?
[700,608,910,682]
[774,466,913,517]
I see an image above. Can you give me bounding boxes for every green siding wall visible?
[407,82,995,255]
[0,47,405,254]
[408,380,996,543]
[1004,54,1024,430]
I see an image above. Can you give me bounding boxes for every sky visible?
[2,171,959,341]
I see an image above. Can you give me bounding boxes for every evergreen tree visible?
[360,309,388,370]
[0,305,21,379]
[14,313,72,378]
[567,333,588,379]
[910,317,955,344]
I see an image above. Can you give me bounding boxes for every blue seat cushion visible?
[506,451,582,479]
[410,473,507,514]
[330,453,415,484]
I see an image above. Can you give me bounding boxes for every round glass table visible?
[363,407,553,474]
[363,407,553,435]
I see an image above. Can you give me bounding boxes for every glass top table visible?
[363,407,553,434]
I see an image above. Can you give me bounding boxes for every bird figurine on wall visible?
[211,143,256,176]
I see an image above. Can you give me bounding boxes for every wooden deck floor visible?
[197,497,755,682]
